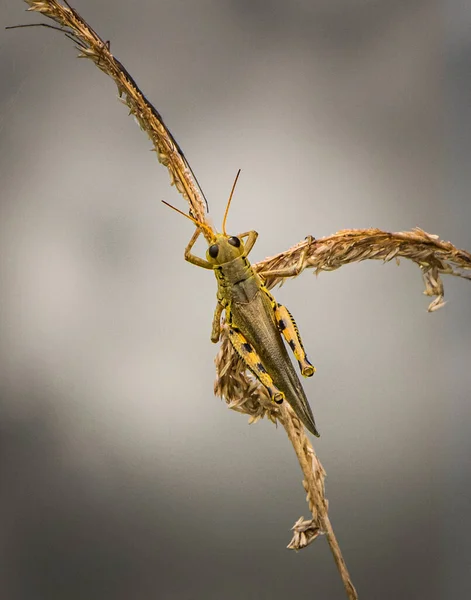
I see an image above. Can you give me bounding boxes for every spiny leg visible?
[227,327,284,404]
[275,303,315,377]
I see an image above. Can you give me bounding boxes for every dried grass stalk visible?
[20,0,210,233]
[15,3,471,599]
[255,227,471,312]
[215,328,358,599]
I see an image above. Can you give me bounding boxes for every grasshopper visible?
[163,172,320,437]
[12,1,319,437]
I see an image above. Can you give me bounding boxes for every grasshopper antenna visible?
[5,23,86,48]
[222,169,241,235]
[162,200,214,239]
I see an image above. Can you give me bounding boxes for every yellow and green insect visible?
[13,0,320,436]
[163,171,319,437]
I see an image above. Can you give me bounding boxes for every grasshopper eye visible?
[208,244,219,258]
[228,236,241,248]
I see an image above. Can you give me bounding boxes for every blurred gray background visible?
[1,1,470,598]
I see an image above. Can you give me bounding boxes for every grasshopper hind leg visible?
[227,328,285,404]
[275,303,316,377]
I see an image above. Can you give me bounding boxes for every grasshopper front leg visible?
[184,228,223,342]
[238,230,258,256]
[184,228,213,269]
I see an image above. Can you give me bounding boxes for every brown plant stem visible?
[279,403,358,600]
[214,333,359,598]
[17,0,210,229]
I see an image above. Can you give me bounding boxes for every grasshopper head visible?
[162,169,245,266]
[206,233,245,265]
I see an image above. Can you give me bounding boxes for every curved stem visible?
[280,403,358,600]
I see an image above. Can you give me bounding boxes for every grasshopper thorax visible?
[206,233,245,266]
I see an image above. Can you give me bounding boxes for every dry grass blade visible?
[256,227,471,311]
[214,325,358,599]
[280,403,358,600]
[20,0,210,232]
